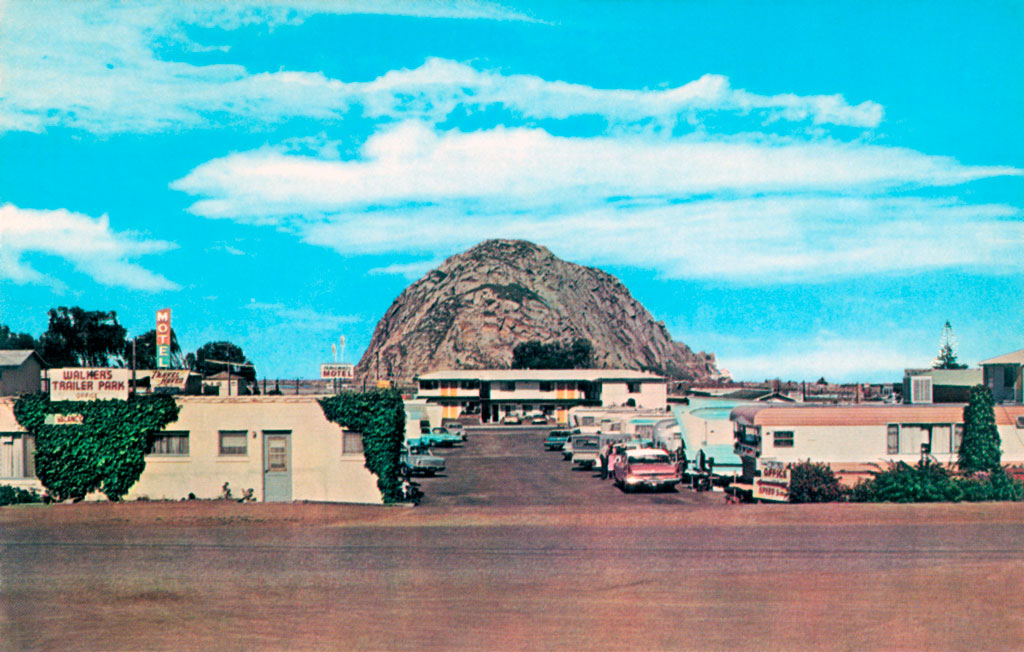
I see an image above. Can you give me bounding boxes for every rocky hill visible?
[356,240,720,383]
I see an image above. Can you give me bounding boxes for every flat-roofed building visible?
[902,368,983,404]
[416,369,667,424]
[731,403,1024,484]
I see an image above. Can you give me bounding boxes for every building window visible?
[420,380,438,390]
[342,430,363,455]
[898,424,928,455]
[0,433,35,478]
[953,424,964,452]
[1006,366,1018,387]
[635,424,654,437]
[218,430,248,456]
[148,431,189,456]
[580,416,595,426]
[502,382,516,392]
[773,431,794,448]
[539,382,553,392]
[887,425,899,454]
[911,377,932,404]
[627,382,641,393]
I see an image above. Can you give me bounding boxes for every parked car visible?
[562,436,574,460]
[424,426,463,447]
[443,423,467,441]
[530,414,549,425]
[501,414,522,425]
[544,429,574,451]
[570,434,603,469]
[400,442,446,477]
[613,448,680,492]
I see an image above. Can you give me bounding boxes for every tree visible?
[933,321,967,369]
[194,341,256,381]
[512,338,595,369]
[36,307,127,367]
[0,324,35,350]
[124,328,183,369]
[959,385,1002,473]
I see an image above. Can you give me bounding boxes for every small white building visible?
[0,396,384,504]
[730,403,1024,484]
[415,369,668,424]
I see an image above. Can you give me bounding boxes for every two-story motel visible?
[415,369,668,424]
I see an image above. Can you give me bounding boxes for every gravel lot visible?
[2,430,1022,651]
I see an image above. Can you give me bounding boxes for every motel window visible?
[887,425,899,455]
[772,431,794,448]
[627,382,641,393]
[459,380,478,390]
[540,382,553,392]
[148,431,189,456]
[0,433,35,478]
[635,424,654,438]
[953,425,964,453]
[218,430,248,456]
[342,430,364,455]
[580,416,595,426]
[501,382,516,392]
[1006,366,1018,388]
[420,380,438,390]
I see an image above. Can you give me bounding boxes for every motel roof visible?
[730,403,1024,427]
[416,369,665,383]
[979,349,1024,366]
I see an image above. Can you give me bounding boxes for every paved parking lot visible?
[415,427,717,507]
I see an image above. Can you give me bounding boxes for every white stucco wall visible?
[600,381,666,410]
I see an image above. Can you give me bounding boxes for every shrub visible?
[959,385,1002,473]
[13,394,180,502]
[851,460,1024,503]
[787,460,846,503]
[0,485,42,506]
[319,388,406,503]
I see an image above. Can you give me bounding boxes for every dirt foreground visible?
[2,500,1023,652]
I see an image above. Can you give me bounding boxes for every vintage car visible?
[501,413,522,425]
[613,448,680,492]
[400,442,446,477]
[442,422,467,441]
[420,426,463,447]
[570,434,603,469]
[544,429,574,451]
[529,413,550,425]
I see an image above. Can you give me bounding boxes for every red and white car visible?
[613,448,680,492]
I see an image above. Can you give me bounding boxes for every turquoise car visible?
[421,426,464,447]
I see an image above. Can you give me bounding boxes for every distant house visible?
[980,349,1024,404]
[902,368,983,404]
[202,371,253,396]
[0,350,45,396]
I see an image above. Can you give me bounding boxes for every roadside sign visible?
[44,413,84,425]
[321,363,354,380]
[50,368,129,401]
[156,308,171,368]
[753,459,790,502]
[150,369,191,389]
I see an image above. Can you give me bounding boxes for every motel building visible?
[730,402,1024,485]
[414,369,668,424]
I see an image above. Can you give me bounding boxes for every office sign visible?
[44,413,85,425]
[321,363,354,380]
[50,368,129,401]
[156,308,172,368]
[753,459,791,502]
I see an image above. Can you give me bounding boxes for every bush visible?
[851,460,1024,503]
[0,485,42,506]
[787,460,846,503]
[319,388,406,503]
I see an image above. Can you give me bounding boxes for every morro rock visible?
[356,240,719,383]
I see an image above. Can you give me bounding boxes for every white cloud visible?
[245,301,361,331]
[367,258,447,279]
[0,3,878,134]
[0,204,179,291]
[170,123,1023,282]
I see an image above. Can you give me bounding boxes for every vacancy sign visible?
[156,308,171,368]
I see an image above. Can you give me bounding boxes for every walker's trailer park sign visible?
[49,368,130,401]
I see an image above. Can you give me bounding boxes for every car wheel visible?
[399,464,409,476]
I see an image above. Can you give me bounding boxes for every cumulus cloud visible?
[0,204,179,291]
[0,4,879,134]
[170,122,1023,282]
[720,337,925,383]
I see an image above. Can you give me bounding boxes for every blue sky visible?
[1,1,1021,383]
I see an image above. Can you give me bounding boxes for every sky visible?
[1,0,1022,383]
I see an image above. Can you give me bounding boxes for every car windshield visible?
[574,438,600,450]
[629,454,671,465]
[410,446,429,454]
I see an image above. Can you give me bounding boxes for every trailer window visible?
[772,431,794,448]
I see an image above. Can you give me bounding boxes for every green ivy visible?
[319,388,406,503]
[0,485,42,506]
[13,394,179,502]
